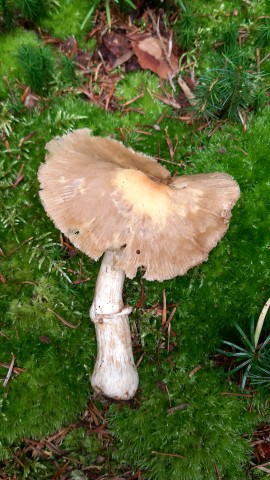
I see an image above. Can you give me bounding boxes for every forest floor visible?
[0,1,270,479]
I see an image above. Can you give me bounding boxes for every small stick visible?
[256,48,261,72]
[261,52,270,64]
[162,289,167,325]
[136,352,145,368]
[214,463,223,480]
[6,237,33,257]
[233,146,248,156]
[52,460,71,480]
[177,77,196,106]
[222,392,254,397]
[3,76,16,102]
[11,163,25,189]
[156,156,186,167]
[47,308,77,329]
[163,306,177,331]
[122,93,145,107]
[167,322,171,353]
[152,451,186,459]
[165,128,178,161]
[0,332,10,339]
[151,90,181,109]
[18,131,36,148]
[3,353,15,387]
[188,364,202,377]
[238,109,247,132]
[167,404,191,414]
[94,61,103,82]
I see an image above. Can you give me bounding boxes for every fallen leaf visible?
[130,33,179,79]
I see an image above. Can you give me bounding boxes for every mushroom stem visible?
[90,251,139,400]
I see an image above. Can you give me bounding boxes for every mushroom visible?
[38,128,240,400]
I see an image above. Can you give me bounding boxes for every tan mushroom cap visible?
[38,128,240,281]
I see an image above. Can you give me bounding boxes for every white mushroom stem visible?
[90,251,139,400]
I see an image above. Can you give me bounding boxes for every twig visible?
[222,392,254,397]
[261,52,270,64]
[0,361,25,375]
[147,9,174,72]
[163,307,177,332]
[11,163,25,189]
[151,90,181,109]
[156,156,186,167]
[214,463,223,479]
[167,404,191,414]
[47,308,77,329]
[6,237,33,257]
[18,131,36,148]
[0,332,10,340]
[188,364,202,377]
[162,289,167,325]
[122,93,145,107]
[2,76,16,102]
[3,353,15,387]
[177,77,196,106]
[152,451,186,459]
[233,146,248,156]
[165,128,178,161]
[136,353,145,368]
[252,463,270,473]
[52,460,71,480]
[256,48,261,73]
[238,109,247,132]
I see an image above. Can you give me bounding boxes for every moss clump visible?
[16,43,56,93]
[0,29,39,97]
[41,0,91,43]
[109,366,255,480]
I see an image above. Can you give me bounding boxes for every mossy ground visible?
[0,1,270,479]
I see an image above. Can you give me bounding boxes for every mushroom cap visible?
[38,129,240,281]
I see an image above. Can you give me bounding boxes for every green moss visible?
[16,43,56,94]
[41,0,91,44]
[0,28,39,97]
[109,366,255,480]
[1,1,270,477]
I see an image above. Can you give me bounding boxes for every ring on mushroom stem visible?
[38,128,240,400]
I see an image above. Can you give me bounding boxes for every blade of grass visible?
[105,0,111,29]
[80,0,100,30]
[240,363,252,391]
[254,298,270,348]
[235,324,255,352]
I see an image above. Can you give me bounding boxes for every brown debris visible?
[6,236,33,257]
[11,162,25,188]
[18,131,36,148]
[188,364,202,377]
[0,361,25,375]
[47,308,77,329]
[177,76,196,106]
[130,32,179,79]
[152,450,186,459]
[14,400,113,478]
[167,403,191,414]
[2,353,15,387]
[20,86,40,109]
